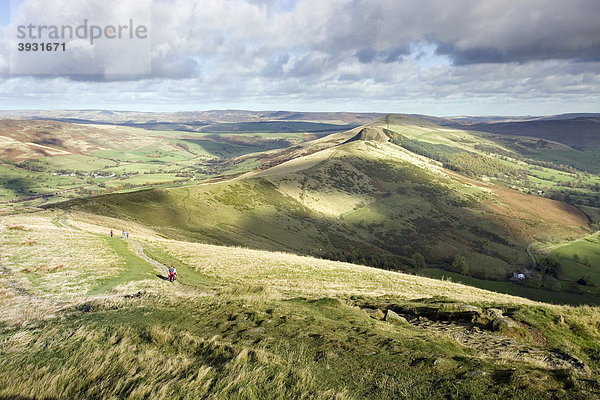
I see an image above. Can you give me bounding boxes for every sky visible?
[0,0,599,116]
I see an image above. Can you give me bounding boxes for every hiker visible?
[110,229,113,237]
[168,266,177,282]
[126,231,129,239]
[122,230,125,239]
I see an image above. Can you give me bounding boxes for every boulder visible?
[475,308,505,326]
[385,309,408,324]
[364,308,385,320]
[491,316,520,334]
[484,308,504,319]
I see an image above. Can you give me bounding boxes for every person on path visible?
[126,231,129,239]
[168,266,177,282]
[122,230,125,239]
[110,229,113,238]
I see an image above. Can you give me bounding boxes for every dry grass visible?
[483,183,589,241]
[6,224,25,230]
[1,210,599,399]
[0,314,351,400]
[148,237,540,306]
[69,210,164,240]
[1,211,122,299]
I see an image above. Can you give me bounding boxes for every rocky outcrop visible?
[385,309,408,324]
[344,128,390,144]
[364,308,385,320]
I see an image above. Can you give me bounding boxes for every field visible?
[2,210,600,399]
[0,118,352,206]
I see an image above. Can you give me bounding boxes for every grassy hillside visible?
[2,210,600,399]
[3,112,600,397]
[374,115,600,211]
[64,124,596,303]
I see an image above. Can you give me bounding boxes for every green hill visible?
[3,113,600,399]
[64,116,595,303]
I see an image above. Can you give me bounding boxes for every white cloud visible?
[0,0,598,114]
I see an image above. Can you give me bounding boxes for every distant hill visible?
[438,116,600,149]
[0,109,384,125]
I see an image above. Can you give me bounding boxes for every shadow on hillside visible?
[63,154,593,304]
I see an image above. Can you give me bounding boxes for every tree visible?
[411,252,426,270]
[451,256,469,275]
[539,256,563,278]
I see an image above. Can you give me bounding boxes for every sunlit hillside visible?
[65,115,597,304]
[1,210,600,399]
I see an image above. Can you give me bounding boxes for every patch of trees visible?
[473,144,514,157]
[396,139,522,178]
[536,256,563,278]
[448,255,469,275]
[16,159,46,172]
[411,252,426,270]
[321,249,404,271]
[548,189,600,208]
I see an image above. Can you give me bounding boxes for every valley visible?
[1,110,600,399]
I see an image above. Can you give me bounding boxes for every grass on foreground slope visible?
[1,211,600,399]
[86,236,156,296]
[0,211,157,300]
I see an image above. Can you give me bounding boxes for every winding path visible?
[58,211,177,285]
[526,243,537,269]
[130,239,178,285]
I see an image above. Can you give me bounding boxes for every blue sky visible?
[0,0,598,116]
[0,0,9,26]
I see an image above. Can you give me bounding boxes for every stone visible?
[458,304,481,313]
[466,369,488,377]
[492,316,520,334]
[484,308,504,319]
[475,308,505,327]
[364,308,385,320]
[385,309,408,324]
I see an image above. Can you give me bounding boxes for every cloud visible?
[4,0,600,78]
[0,0,598,114]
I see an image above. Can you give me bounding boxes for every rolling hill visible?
[3,111,600,399]
[0,115,356,205]
[61,114,597,304]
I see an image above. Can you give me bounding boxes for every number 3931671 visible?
[17,43,66,52]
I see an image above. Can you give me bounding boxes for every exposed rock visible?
[458,304,481,313]
[364,308,385,320]
[492,316,520,334]
[465,369,488,377]
[345,128,390,144]
[385,309,408,324]
[475,308,505,326]
[484,308,504,319]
